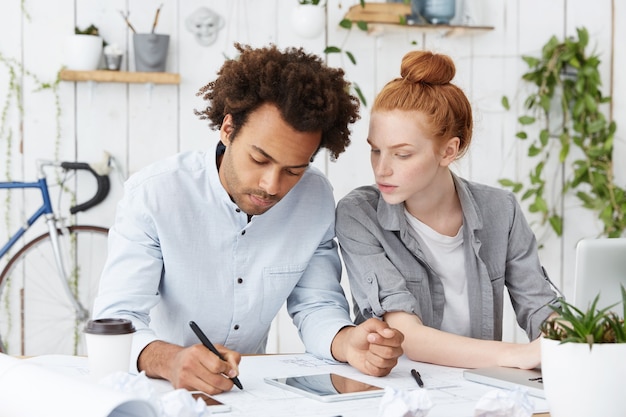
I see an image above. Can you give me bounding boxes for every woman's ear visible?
[220,114,234,145]
[440,137,460,167]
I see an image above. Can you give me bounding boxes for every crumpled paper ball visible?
[378,386,433,417]
[99,371,211,417]
[474,387,534,417]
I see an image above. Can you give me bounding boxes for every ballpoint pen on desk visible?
[411,368,424,388]
[189,320,244,390]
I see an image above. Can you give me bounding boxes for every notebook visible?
[574,238,626,311]
[463,367,544,398]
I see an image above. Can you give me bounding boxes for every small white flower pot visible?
[541,337,626,417]
[64,35,103,71]
[290,4,326,39]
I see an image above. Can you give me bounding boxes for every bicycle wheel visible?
[0,225,109,356]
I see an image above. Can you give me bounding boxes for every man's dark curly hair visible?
[195,43,360,160]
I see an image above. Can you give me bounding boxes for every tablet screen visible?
[265,373,384,402]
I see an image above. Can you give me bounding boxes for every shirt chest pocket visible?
[401,268,428,294]
[259,264,306,324]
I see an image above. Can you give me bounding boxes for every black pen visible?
[189,320,243,390]
[411,368,424,388]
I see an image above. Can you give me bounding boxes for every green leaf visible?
[528,145,541,156]
[345,50,357,65]
[521,56,540,68]
[324,46,341,54]
[584,93,597,112]
[534,195,548,212]
[549,214,563,236]
[539,129,550,146]
[573,99,585,117]
[356,20,368,31]
[540,94,551,113]
[498,178,517,187]
[559,142,570,163]
[587,119,605,134]
[501,96,510,110]
[353,83,367,107]
[516,131,528,139]
[338,18,352,29]
[577,27,589,49]
[518,115,536,125]
[521,189,536,201]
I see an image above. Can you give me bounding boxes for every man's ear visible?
[440,137,460,167]
[220,114,234,145]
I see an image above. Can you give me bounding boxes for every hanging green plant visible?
[324,0,368,106]
[499,27,624,238]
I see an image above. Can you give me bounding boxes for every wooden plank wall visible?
[0,0,624,353]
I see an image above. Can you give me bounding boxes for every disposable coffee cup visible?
[84,318,135,381]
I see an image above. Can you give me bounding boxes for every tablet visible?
[264,373,385,402]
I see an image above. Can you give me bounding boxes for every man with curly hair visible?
[93,44,403,394]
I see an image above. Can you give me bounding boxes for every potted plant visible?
[540,286,626,417]
[64,24,104,71]
[291,0,327,39]
[499,27,624,238]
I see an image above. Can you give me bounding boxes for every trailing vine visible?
[0,51,63,352]
[324,0,368,105]
[499,27,624,238]
[0,52,63,228]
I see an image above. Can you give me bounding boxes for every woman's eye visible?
[370,149,380,154]
[397,154,411,159]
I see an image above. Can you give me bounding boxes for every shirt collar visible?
[375,171,483,232]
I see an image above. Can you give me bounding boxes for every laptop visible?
[463,367,544,398]
[574,238,626,311]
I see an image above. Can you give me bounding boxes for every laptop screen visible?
[574,238,626,311]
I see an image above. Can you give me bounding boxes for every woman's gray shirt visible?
[335,173,559,341]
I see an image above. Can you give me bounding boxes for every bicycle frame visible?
[0,171,89,320]
[0,177,54,258]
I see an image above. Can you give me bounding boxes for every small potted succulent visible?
[64,24,104,71]
[540,286,626,417]
[291,0,326,38]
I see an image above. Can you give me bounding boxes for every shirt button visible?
[235,208,241,213]
[237,278,243,284]
[234,324,240,330]
[241,230,246,235]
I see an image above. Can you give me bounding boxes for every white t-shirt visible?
[405,209,470,336]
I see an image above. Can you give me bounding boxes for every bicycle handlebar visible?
[60,162,111,214]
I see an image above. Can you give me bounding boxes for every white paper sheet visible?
[0,354,157,417]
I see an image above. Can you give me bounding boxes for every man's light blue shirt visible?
[93,149,353,372]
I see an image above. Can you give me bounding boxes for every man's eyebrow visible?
[252,145,310,169]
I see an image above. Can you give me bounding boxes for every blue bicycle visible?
[0,157,112,356]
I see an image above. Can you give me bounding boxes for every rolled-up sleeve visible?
[336,192,420,322]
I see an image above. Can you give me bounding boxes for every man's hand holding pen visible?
[170,342,242,394]
[138,339,242,395]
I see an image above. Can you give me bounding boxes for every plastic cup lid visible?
[84,318,136,335]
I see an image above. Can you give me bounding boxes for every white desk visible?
[3,353,550,417]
